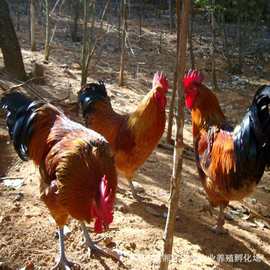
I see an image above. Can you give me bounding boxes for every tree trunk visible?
[44,0,50,61]
[210,0,218,90]
[168,0,174,33]
[71,0,80,42]
[0,0,27,80]
[81,0,110,86]
[159,1,190,269]
[188,0,195,69]
[138,0,143,45]
[119,0,127,86]
[118,0,121,48]
[81,0,89,86]
[167,0,181,144]
[90,0,96,44]
[30,0,36,51]
[237,15,243,73]
[100,0,111,30]
[221,13,232,72]
[16,4,21,31]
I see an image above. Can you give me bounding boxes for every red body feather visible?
[183,70,263,208]
[81,72,168,181]
[28,104,117,231]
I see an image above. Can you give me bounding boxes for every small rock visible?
[71,63,81,70]
[225,212,235,221]
[14,192,24,202]
[116,205,129,214]
[3,178,24,189]
[251,198,257,205]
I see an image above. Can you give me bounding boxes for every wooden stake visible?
[159,1,191,270]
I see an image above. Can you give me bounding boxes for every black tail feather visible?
[1,92,32,136]
[252,85,270,139]
[1,92,44,160]
[78,81,107,117]
[234,85,270,178]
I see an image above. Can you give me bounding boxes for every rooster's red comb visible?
[153,71,169,92]
[183,69,204,90]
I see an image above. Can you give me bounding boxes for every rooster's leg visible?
[51,228,78,270]
[129,181,145,202]
[211,205,228,234]
[80,222,121,261]
[200,204,213,216]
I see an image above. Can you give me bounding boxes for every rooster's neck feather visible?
[191,86,226,137]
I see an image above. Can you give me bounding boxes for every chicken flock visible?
[1,70,270,268]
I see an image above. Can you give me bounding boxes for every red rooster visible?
[78,72,168,201]
[183,70,270,233]
[1,92,119,268]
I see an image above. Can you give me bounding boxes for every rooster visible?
[78,72,168,201]
[183,70,270,233]
[1,92,119,268]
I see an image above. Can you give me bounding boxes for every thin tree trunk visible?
[71,0,80,42]
[210,0,218,90]
[159,1,190,269]
[0,0,27,80]
[30,0,36,51]
[237,15,243,73]
[221,14,232,72]
[44,0,50,61]
[84,0,96,74]
[81,0,110,86]
[100,0,110,30]
[169,0,174,33]
[81,0,89,86]
[118,0,121,48]
[138,0,143,45]
[167,0,181,144]
[16,7,21,31]
[188,0,195,69]
[119,0,127,86]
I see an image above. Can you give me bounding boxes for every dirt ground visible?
[0,9,270,270]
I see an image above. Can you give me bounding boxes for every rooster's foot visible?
[211,205,227,235]
[211,225,228,235]
[51,256,80,270]
[80,222,122,262]
[129,181,150,202]
[131,191,146,202]
[87,241,122,261]
[52,228,80,270]
[200,204,213,216]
